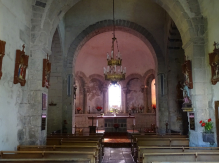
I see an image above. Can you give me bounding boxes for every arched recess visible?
[75,71,89,113]
[67,20,162,70]
[145,74,156,112]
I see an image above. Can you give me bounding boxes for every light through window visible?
[108,84,121,109]
[151,79,156,109]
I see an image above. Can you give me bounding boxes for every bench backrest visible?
[0,158,90,162]
[136,138,189,147]
[1,151,96,163]
[46,137,102,145]
[138,146,219,162]
[142,152,219,163]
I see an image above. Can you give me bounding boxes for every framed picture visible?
[42,54,51,88]
[0,40,6,80]
[42,93,47,110]
[13,44,29,86]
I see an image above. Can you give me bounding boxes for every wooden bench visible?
[131,134,188,154]
[46,137,102,145]
[17,145,101,163]
[47,134,103,138]
[142,152,219,163]
[138,146,219,163]
[0,151,96,163]
[0,158,90,162]
[132,137,189,154]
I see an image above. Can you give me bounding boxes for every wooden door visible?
[215,101,219,146]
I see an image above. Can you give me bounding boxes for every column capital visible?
[102,87,108,93]
[122,87,128,94]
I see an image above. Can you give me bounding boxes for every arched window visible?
[151,79,156,109]
[108,84,121,110]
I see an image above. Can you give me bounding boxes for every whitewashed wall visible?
[0,0,32,150]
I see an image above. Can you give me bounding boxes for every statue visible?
[181,84,192,107]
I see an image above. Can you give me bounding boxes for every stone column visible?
[143,86,148,113]
[84,85,89,114]
[182,40,210,146]
[102,87,108,114]
[122,87,127,113]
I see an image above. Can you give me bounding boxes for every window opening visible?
[151,79,156,110]
[108,84,121,110]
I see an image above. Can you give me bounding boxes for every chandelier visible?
[103,0,126,84]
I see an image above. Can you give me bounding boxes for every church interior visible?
[1,0,219,162]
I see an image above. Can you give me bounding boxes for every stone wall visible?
[0,0,44,150]
[47,30,63,134]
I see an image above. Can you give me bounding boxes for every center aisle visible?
[102,148,135,163]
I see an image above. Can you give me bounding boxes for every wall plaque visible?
[0,40,6,80]
[42,54,51,88]
[182,59,193,89]
[13,45,29,86]
[209,42,219,85]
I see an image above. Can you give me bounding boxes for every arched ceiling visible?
[64,0,166,54]
[75,31,155,77]
[31,0,203,53]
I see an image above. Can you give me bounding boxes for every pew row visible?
[138,146,219,163]
[47,134,103,139]
[142,152,219,163]
[0,151,96,163]
[0,158,90,163]
[46,137,102,145]
[131,134,188,154]
[131,138,189,156]
[17,145,101,163]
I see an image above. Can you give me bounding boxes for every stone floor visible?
[102,147,135,163]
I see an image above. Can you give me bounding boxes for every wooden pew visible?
[142,152,219,163]
[135,137,189,146]
[46,137,102,145]
[138,146,219,163]
[131,134,188,154]
[0,151,96,163]
[47,133,103,138]
[132,137,189,156]
[0,158,90,162]
[17,145,101,163]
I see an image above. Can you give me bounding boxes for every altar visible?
[88,116,135,132]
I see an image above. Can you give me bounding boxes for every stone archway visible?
[29,0,209,145]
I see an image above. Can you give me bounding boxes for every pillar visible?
[122,87,127,113]
[103,87,108,114]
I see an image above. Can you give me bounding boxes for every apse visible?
[75,30,155,77]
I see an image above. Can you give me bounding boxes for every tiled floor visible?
[102,147,135,163]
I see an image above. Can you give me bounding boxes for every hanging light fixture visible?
[103,0,126,84]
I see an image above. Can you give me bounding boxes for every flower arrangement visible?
[110,107,120,114]
[199,118,213,133]
[77,107,82,111]
[96,106,102,111]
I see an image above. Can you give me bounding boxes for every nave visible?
[1,132,219,163]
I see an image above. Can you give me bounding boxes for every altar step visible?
[103,132,131,147]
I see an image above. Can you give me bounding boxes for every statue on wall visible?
[0,40,6,80]
[209,42,219,85]
[182,59,193,89]
[42,54,51,88]
[13,45,29,86]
